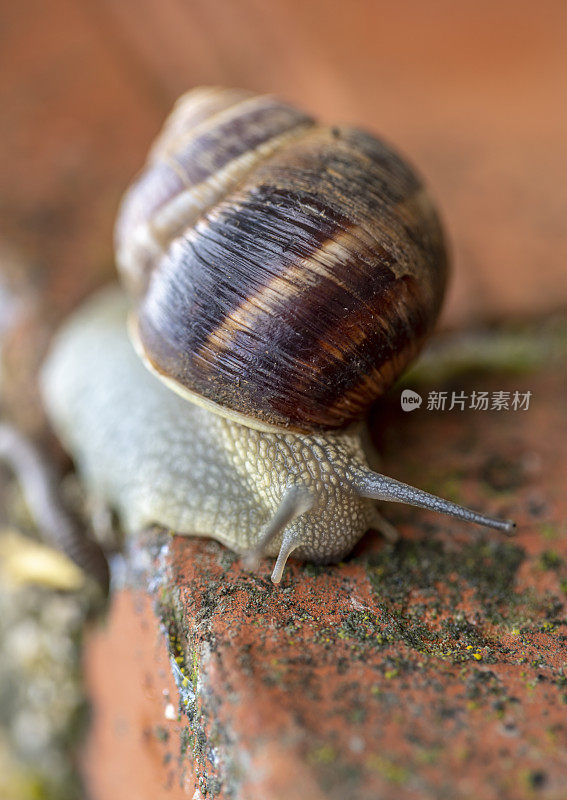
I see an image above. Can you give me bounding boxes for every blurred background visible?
[1,2,567,799]
[1,0,567,329]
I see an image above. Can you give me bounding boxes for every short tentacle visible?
[371,508,400,542]
[243,485,313,578]
[271,528,304,584]
[353,468,515,534]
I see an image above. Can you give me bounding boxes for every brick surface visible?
[83,356,567,799]
[3,2,567,798]
[82,590,193,800]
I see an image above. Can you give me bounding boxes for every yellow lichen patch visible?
[0,529,84,590]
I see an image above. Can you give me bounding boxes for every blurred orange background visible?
[1,0,566,326]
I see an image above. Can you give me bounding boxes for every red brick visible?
[82,591,194,800]
[83,363,567,799]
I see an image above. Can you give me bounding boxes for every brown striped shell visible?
[115,87,448,433]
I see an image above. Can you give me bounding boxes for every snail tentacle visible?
[353,468,515,534]
[271,529,304,585]
[371,509,400,543]
[243,485,314,572]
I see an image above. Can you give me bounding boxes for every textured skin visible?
[40,289,380,562]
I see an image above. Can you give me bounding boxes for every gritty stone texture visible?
[82,334,567,799]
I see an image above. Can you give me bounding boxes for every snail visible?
[40,87,514,584]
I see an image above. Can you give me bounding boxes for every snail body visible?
[41,88,513,583]
[41,289,380,580]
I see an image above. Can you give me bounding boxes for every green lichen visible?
[308,744,337,765]
[366,536,525,623]
[365,753,410,785]
[154,578,225,800]
[538,550,564,571]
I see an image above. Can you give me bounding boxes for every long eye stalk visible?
[353,468,515,534]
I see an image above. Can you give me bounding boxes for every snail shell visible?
[115,87,447,433]
[41,88,513,584]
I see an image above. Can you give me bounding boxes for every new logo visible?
[401,389,422,412]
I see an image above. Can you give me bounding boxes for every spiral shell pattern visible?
[116,87,447,432]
